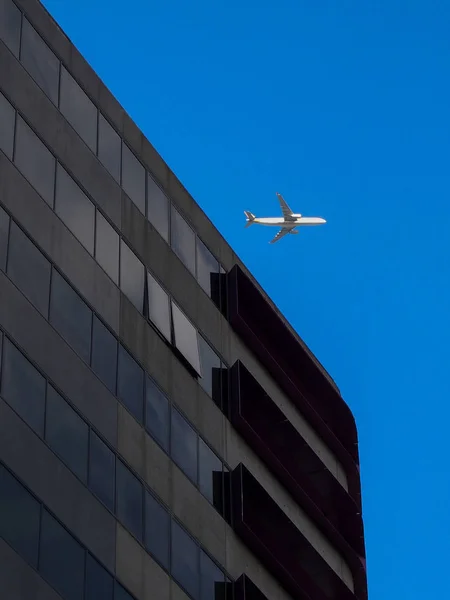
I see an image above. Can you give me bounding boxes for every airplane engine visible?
[290,230,299,235]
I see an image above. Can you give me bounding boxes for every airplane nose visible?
[321,218,327,224]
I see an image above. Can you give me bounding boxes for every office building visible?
[0,1,368,599]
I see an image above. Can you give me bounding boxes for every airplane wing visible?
[276,192,295,221]
[269,227,292,244]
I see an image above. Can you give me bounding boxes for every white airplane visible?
[244,192,326,244]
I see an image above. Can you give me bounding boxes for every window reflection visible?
[120,241,145,314]
[0,0,21,57]
[116,460,143,542]
[171,408,198,485]
[147,174,169,242]
[171,521,200,600]
[0,205,8,272]
[91,316,118,394]
[86,553,114,600]
[117,345,144,423]
[171,301,202,375]
[196,239,219,300]
[60,66,97,152]
[145,491,170,570]
[122,144,145,215]
[0,90,15,159]
[198,439,223,507]
[21,19,60,105]
[200,551,225,600]
[145,376,169,452]
[98,114,121,183]
[171,207,196,275]
[198,336,222,405]
[95,211,119,284]
[89,431,115,513]
[147,271,171,341]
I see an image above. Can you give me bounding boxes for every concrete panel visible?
[68,45,100,106]
[224,421,353,590]
[0,538,63,600]
[116,523,170,600]
[170,580,190,600]
[0,398,116,572]
[98,82,124,136]
[144,434,171,507]
[0,272,118,446]
[123,113,143,159]
[0,154,120,334]
[171,465,227,567]
[142,142,169,193]
[0,41,122,229]
[197,386,225,459]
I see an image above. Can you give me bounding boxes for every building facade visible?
[0,1,368,599]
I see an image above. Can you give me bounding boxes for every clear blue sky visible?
[42,0,450,597]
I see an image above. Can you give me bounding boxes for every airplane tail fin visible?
[244,211,255,228]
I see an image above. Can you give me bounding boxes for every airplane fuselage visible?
[252,217,326,227]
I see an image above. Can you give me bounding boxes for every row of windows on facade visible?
[0,333,231,600]
[0,157,226,410]
[0,212,228,503]
[0,3,225,307]
[0,462,231,600]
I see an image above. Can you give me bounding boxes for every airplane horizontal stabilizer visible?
[244,211,255,227]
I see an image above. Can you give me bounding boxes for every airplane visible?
[244,192,326,244]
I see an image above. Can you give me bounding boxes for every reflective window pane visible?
[116,460,143,541]
[200,550,225,600]
[1,338,46,436]
[91,316,118,394]
[198,336,221,403]
[89,431,115,512]
[145,376,169,452]
[120,241,145,313]
[171,521,200,600]
[0,204,10,272]
[171,302,202,375]
[122,144,145,215]
[0,464,40,567]
[98,114,121,183]
[147,271,170,341]
[0,0,21,57]
[145,491,170,570]
[0,90,15,159]
[14,116,55,207]
[7,221,51,317]
[196,239,219,299]
[199,439,222,506]
[45,386,89,483]
[21,19,60,105]
[171,207,196,275]
[115,582,134,600]
[49,271,92,363]
[171,408,198,484]
[118,345,144,423]
[60,66,97,152]
[55,164,95,254]
[40,510,85,600]
[147,174,169,242]
[95,211,119,284]
[86,553,114,600]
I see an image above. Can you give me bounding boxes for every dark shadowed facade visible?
[0,1,368,599]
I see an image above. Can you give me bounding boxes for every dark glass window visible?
[117,345,144,423]
[196,239,219,299]
[147,271,171,341]
[147,174,169,242]
[171,207,196,275]
[144,491,170,570]
[0,90,15,159]
[1,338,46,436]
[198,336,221,403]
[0,464,40,567]
[171,521,200,600]
[45,386,89,483]
[55,164,95,254]
[171,302,202,375]
[98,114,121,184]
[7,221,51,317]
[115,582,134,600]
[120,241,145,314]
[200,551,225,600]
[89,431,115,512]
[0,0,21,57]
[85,553,114,600]
[171,408,198,485]
[145,376,169,452]
[60,66,97,152]
[199,439,222,506]
[91,316,117,394]
[20,19,60,105]
[95,211,119,284]
[49,271,92,363]
[0,204,10,272]
[14,116,56,207]
[121,144,145,215]
[116,460,143,541]
[39,510,85,600]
